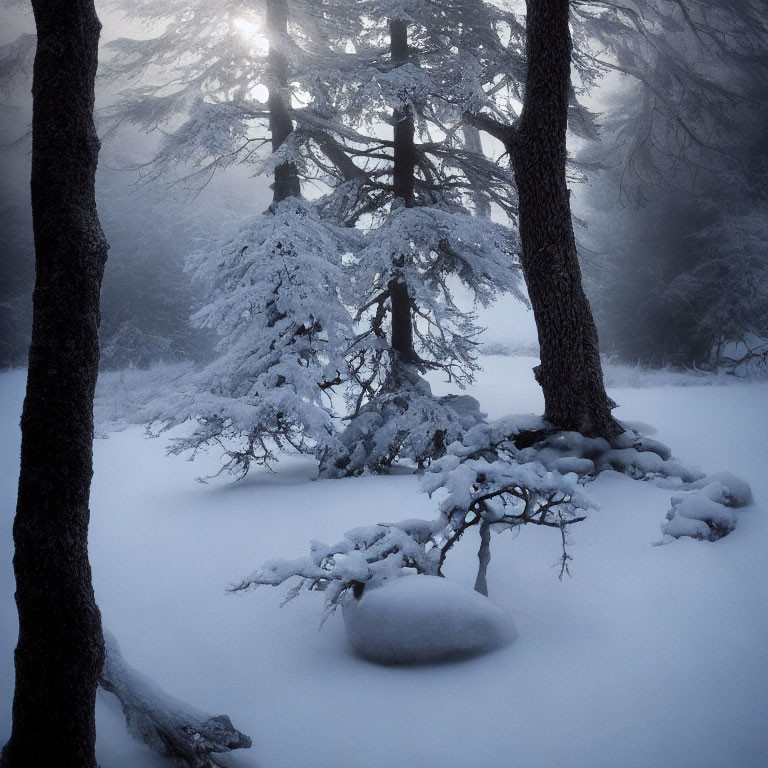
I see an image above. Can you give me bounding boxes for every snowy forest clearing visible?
[1,0,766,763]
[1,357,766,768]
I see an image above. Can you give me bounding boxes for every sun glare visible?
[247,82,270,103]
[234,18,269,55]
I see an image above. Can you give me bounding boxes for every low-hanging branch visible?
[232,434,591,616]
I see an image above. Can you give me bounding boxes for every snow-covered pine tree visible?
[156,199,359,477]
[300,2,526,474]
[138,0,365,475]
[105,0,526,476]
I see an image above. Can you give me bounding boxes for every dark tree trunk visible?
[267,0,300,203]
[1,1,108,766]
[512,0,618,438]
[388,276,414,360]
[388,18,417,361]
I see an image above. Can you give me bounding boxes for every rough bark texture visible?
[267,0,301,203]
[388,18,417,362]
[512,0,618,438]
[1,1,108,766]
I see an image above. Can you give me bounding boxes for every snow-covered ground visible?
[1,357,766,768]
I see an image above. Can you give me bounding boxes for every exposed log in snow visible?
[99,631,252,767]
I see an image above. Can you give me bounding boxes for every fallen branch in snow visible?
[421,418,593,584]
[99,631,252,768]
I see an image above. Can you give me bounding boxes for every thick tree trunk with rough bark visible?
[267,0,300,203]
[512,0,618,438]
[388,18,417,362]
[1,1,108,766]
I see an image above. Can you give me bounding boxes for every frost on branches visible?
[231,405,754,631]
[322,205,522,476]
[319,365,486,477]
[502,424,754,544]
[146,196,522,478]
[352,206,522,385]
[115,0,529,478]
[233,415,594,623]
[146,200,357,477]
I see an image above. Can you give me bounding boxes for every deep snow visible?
[1,357,767,768]
[343,574,517,664]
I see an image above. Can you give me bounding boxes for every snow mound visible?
[686,471,753,508]
[661,473,753,542]
[342,575,517,665]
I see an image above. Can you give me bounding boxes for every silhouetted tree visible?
[514,0,617,437]
[469,0,618,438]
[1,0,108,765]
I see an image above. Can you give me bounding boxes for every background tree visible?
[576,2,768,369]
[0,168,219,372]
[572,0,768,204]
[97,172,216,370]
[1,0,108,764]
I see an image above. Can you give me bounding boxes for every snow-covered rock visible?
[342,575,517,665]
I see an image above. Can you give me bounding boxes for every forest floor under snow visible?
[1,356,767,768]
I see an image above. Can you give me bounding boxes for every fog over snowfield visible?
[2,357,766,768]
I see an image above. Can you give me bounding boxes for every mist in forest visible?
[1,0,766,374]
[1,3,767,767]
